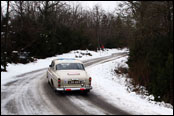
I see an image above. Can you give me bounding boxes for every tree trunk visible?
[4,1,10,71]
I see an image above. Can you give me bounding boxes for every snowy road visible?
[1,53,130,115]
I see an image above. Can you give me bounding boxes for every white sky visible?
[66,1,122,12]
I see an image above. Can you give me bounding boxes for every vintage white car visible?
[47,58,92,93]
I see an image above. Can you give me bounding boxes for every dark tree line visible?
[1,1,173,105]
[119,1,173,105]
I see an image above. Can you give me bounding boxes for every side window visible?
[51,61,55,69]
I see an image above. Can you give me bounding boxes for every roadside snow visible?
[86,56,173,115]
[1,48,128,85]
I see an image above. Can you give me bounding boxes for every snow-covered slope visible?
[86,56,173,115]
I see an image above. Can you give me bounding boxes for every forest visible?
[1,1,173,105]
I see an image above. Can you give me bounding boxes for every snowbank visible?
[86,56,173,115]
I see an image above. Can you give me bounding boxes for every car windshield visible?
[56,63,85,70]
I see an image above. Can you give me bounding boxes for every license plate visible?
[68,80,82,84]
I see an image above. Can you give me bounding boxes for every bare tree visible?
[93,5,102,50]
[1,3,4,20]
[4,1,10,71]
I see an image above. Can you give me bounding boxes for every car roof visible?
[53,58,83,64]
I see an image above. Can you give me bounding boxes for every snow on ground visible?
[1,48,173,115]
[86,56,173,115]
[1,48,128,85]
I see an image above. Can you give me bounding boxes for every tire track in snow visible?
[1,53,129,115]
[65,53,130,115]
[1,71,55,115]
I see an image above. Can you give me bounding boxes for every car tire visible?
[51,79,54,87]
[48,79,50,85]
[86,90,90,93]
[81,90,90,95]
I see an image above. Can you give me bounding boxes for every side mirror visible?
[49,65,51,67]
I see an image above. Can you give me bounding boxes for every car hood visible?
[55,70,88,80]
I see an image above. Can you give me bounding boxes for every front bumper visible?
[55,86,92,91]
